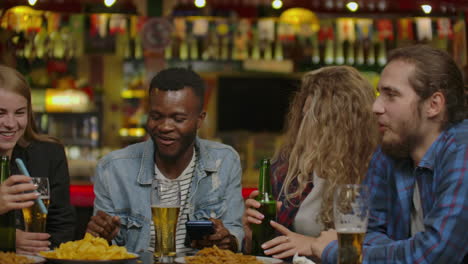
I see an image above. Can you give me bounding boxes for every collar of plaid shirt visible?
[272,159,314,230]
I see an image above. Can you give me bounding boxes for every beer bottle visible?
[251,158,277,256]
[0,156,16,252]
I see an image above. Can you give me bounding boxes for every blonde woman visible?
[0,65,75,254]
[243,66,379,260]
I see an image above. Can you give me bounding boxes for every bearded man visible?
[310,45,468,264]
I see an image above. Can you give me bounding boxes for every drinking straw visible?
[15,158,48,215]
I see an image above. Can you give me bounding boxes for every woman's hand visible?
[243,191,261,230]
[310,229,338,259]
[242,190,261,253]
[0,175,38,215]
[261,220,316,259]
[16,229,51,255]
[242,190,283,253]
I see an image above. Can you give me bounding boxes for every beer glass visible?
[151,179,181,262]
[22,177,50,233]
[334,184,370,264]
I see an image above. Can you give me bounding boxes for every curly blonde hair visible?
[275,66,379,228]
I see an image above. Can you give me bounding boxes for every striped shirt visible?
[322,120,468,264]
[149,150,196,254]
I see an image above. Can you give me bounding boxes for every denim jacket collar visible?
[136,139,155,185]
[136,137,217,185]
[195,137,218,173]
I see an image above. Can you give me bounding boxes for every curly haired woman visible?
[243,66,379,260]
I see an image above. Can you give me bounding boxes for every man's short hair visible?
[149,68,205,110]
[387,45,466,127]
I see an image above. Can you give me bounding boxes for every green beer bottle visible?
[251,158,277,256]
[0,156,16,252]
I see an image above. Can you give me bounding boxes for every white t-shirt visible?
[293,172,325,237]
[148,150,196,254]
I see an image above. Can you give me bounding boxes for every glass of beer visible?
[151,179,181,262]
[334,184,369,264]
[22,177,50,233]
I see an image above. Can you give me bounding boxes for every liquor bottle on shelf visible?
[324,38,334,65]
[134,35,142,59]
[299,35,311,63]
[367,40,375,66]
[346,41,355,65]
[164,36,173,60]
[189,36,199,60]
[119,34,131,59]
[89,116,99,147]
[201,33,210,61]
[0,156,16,252]
[179,36,189,61]
[251,158,277,256]
[356,40,365,65]
[202,30,219,61]
[335,40,345,65]
[263,40,272,60]
[231,33,239,60]
[311,35,320,64]
[212,32,220,60]
[251,26,261,60]
[221,37,230,61]
[377,40,387,66]
[273,23,283,61]
[274,39,283,61]
[176,37,184,60]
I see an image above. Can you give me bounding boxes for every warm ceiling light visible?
[28,0,37,6]
[421,4,432,14]
[346,1,359,12]
[104,0,116,7]
[272,0,283,9]
[194,0,206,8]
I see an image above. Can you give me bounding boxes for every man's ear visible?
[197,111,207,129]
[426,91,445,118]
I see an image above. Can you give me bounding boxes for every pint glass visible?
[334,184,369,264]
[22,177,50,233]
[151,179,181,262]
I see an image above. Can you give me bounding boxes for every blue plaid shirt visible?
[323,119,468,264]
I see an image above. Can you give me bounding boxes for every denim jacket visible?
[93,137,245,253]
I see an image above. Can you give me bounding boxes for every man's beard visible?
[381,101,424,160]
[381,123,420,159]
[381,136,412,159]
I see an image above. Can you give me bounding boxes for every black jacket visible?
[12,140,75,248]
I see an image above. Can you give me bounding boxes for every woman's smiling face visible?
[0,89,28,157]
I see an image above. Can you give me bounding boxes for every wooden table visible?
[138,251,291,264]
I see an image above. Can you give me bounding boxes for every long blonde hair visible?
[0,65,59,146]
[275,66,379,228]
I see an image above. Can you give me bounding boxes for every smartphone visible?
[185,220,215,242]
